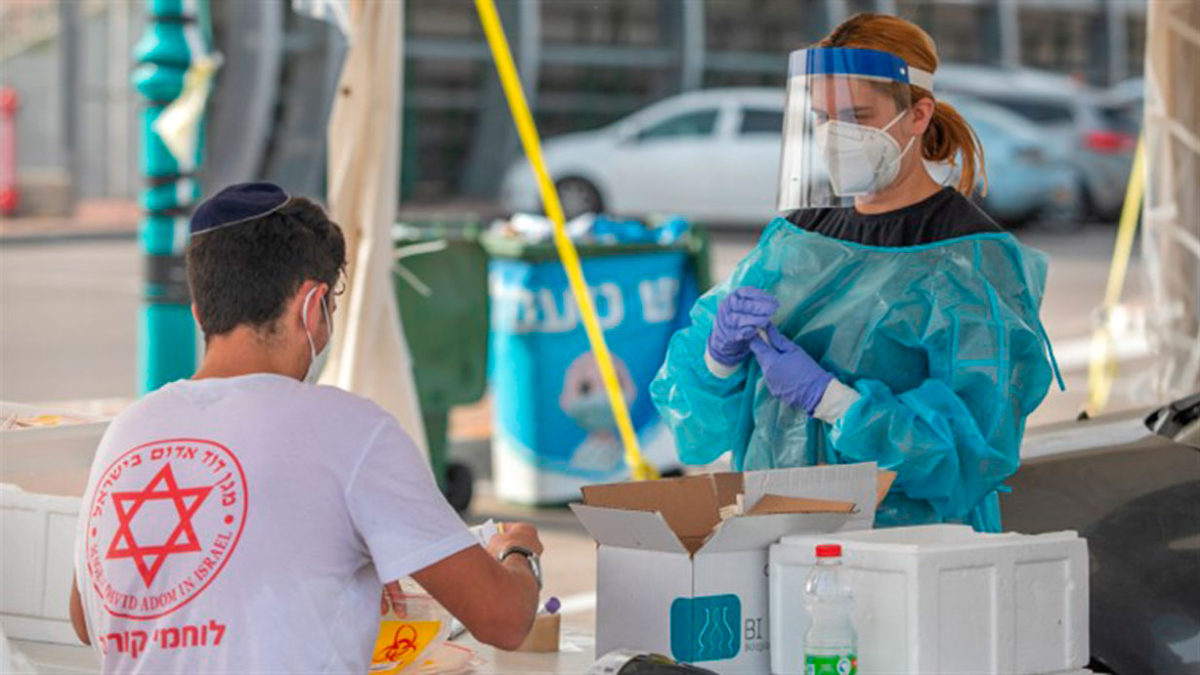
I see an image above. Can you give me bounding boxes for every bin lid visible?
[392,221,484,244]
[480,231,700,262]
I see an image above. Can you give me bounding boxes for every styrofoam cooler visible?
[1,401,109,644]
[769,525,1089,675]
[1,401,108,495]
[0,486,83,644]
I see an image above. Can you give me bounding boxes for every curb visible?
[0,229,139,245]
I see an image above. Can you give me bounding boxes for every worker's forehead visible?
[808,77,892,111]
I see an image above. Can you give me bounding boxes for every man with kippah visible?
[69,183,544,672]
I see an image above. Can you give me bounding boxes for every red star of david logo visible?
[105,463,213,587]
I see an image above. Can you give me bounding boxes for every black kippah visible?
[190,182,290,236]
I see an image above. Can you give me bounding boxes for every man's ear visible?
[295,280,325,333]
[191,303,201,325]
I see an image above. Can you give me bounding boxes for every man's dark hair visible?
[186,197,346,338]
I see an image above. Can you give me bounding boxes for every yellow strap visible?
[474,0,657,481]
[1087,135,1145,415]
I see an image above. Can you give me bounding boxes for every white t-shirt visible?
[73,373,476,673]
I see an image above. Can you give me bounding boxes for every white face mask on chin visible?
[815,108,917,197]
[301,286,332,385]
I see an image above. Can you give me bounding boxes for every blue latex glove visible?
[707,287,780,368]
[749,323,835,416]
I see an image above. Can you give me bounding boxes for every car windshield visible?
[636,109,719,141]
[978,96,1075,124]
[1101,104,1142,134]
[948,99,1043,144]
[739,108,784,135]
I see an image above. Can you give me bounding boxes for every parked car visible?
[1101,77,1144,136]
[935,92,1082,228]
[1003,392,1200,674]
[936,64,1136,221]
[501,88,793,227]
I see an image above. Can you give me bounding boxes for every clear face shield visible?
[777,47,934,211]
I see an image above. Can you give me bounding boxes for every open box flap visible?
[700,511,853,553]
[710,472,744,509]
[876,470,897,506]
[743,462,878,530]
[749,494,857,515]
[570,503,688,554]
[581,474,722,542]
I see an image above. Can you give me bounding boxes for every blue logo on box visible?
[670,594,741,663]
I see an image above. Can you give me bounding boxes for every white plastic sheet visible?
[1143,2,1200,400]
[321,0,428,458]
[291,0,351,36]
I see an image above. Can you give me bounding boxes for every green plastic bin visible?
[391,222,489,511]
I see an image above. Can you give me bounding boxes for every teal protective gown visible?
[650,218,1061,532]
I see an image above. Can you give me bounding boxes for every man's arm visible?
[411,523,541,650]
[69,579,90,645]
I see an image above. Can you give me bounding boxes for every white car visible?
[500,88,790,227]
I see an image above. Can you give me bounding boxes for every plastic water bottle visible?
[804,544,857,675]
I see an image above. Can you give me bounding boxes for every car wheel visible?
[1037,206,1086,233]
[1081,182,1122,223]
[556,177,604,219]
[442,462,473,513]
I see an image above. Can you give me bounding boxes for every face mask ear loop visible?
[302,286,319,362]
[883,109,917,171]
[320,294,332,342]
[881,107,909,132]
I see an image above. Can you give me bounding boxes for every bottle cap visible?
[815,543,842,558]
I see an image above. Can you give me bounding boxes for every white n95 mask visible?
[302,286,332,385]
[814,109,916,197]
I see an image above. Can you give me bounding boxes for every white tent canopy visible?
[1144,1,1200,400]
[315,0,429,458]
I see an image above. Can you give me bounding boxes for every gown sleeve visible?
[650,283,757,466]
[650,222,790,468]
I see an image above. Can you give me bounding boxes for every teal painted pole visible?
[132,0,211,394]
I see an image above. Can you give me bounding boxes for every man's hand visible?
[487,522,543,559]
[70,579,90,645]
[380,580,407,616]
[412,522,544,650]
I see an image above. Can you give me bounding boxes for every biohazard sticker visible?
[85,438,248,620]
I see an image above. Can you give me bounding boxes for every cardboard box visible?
[571,462,879,674]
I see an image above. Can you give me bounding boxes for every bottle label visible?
[805,653,857,675]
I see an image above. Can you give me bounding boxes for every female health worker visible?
[650,14,1062,532]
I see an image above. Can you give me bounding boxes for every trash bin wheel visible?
[443,462,474,513]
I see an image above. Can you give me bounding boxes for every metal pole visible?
[59,0,81,205]
[824,0,849,29]
[997,0,1021,68]
[109,1,134,197]
[0,88,18,215]
[1105,0,1128,86]
[680,0,705,92]
[132,0,210,393]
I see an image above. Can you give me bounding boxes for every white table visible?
[11,626,599,674]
